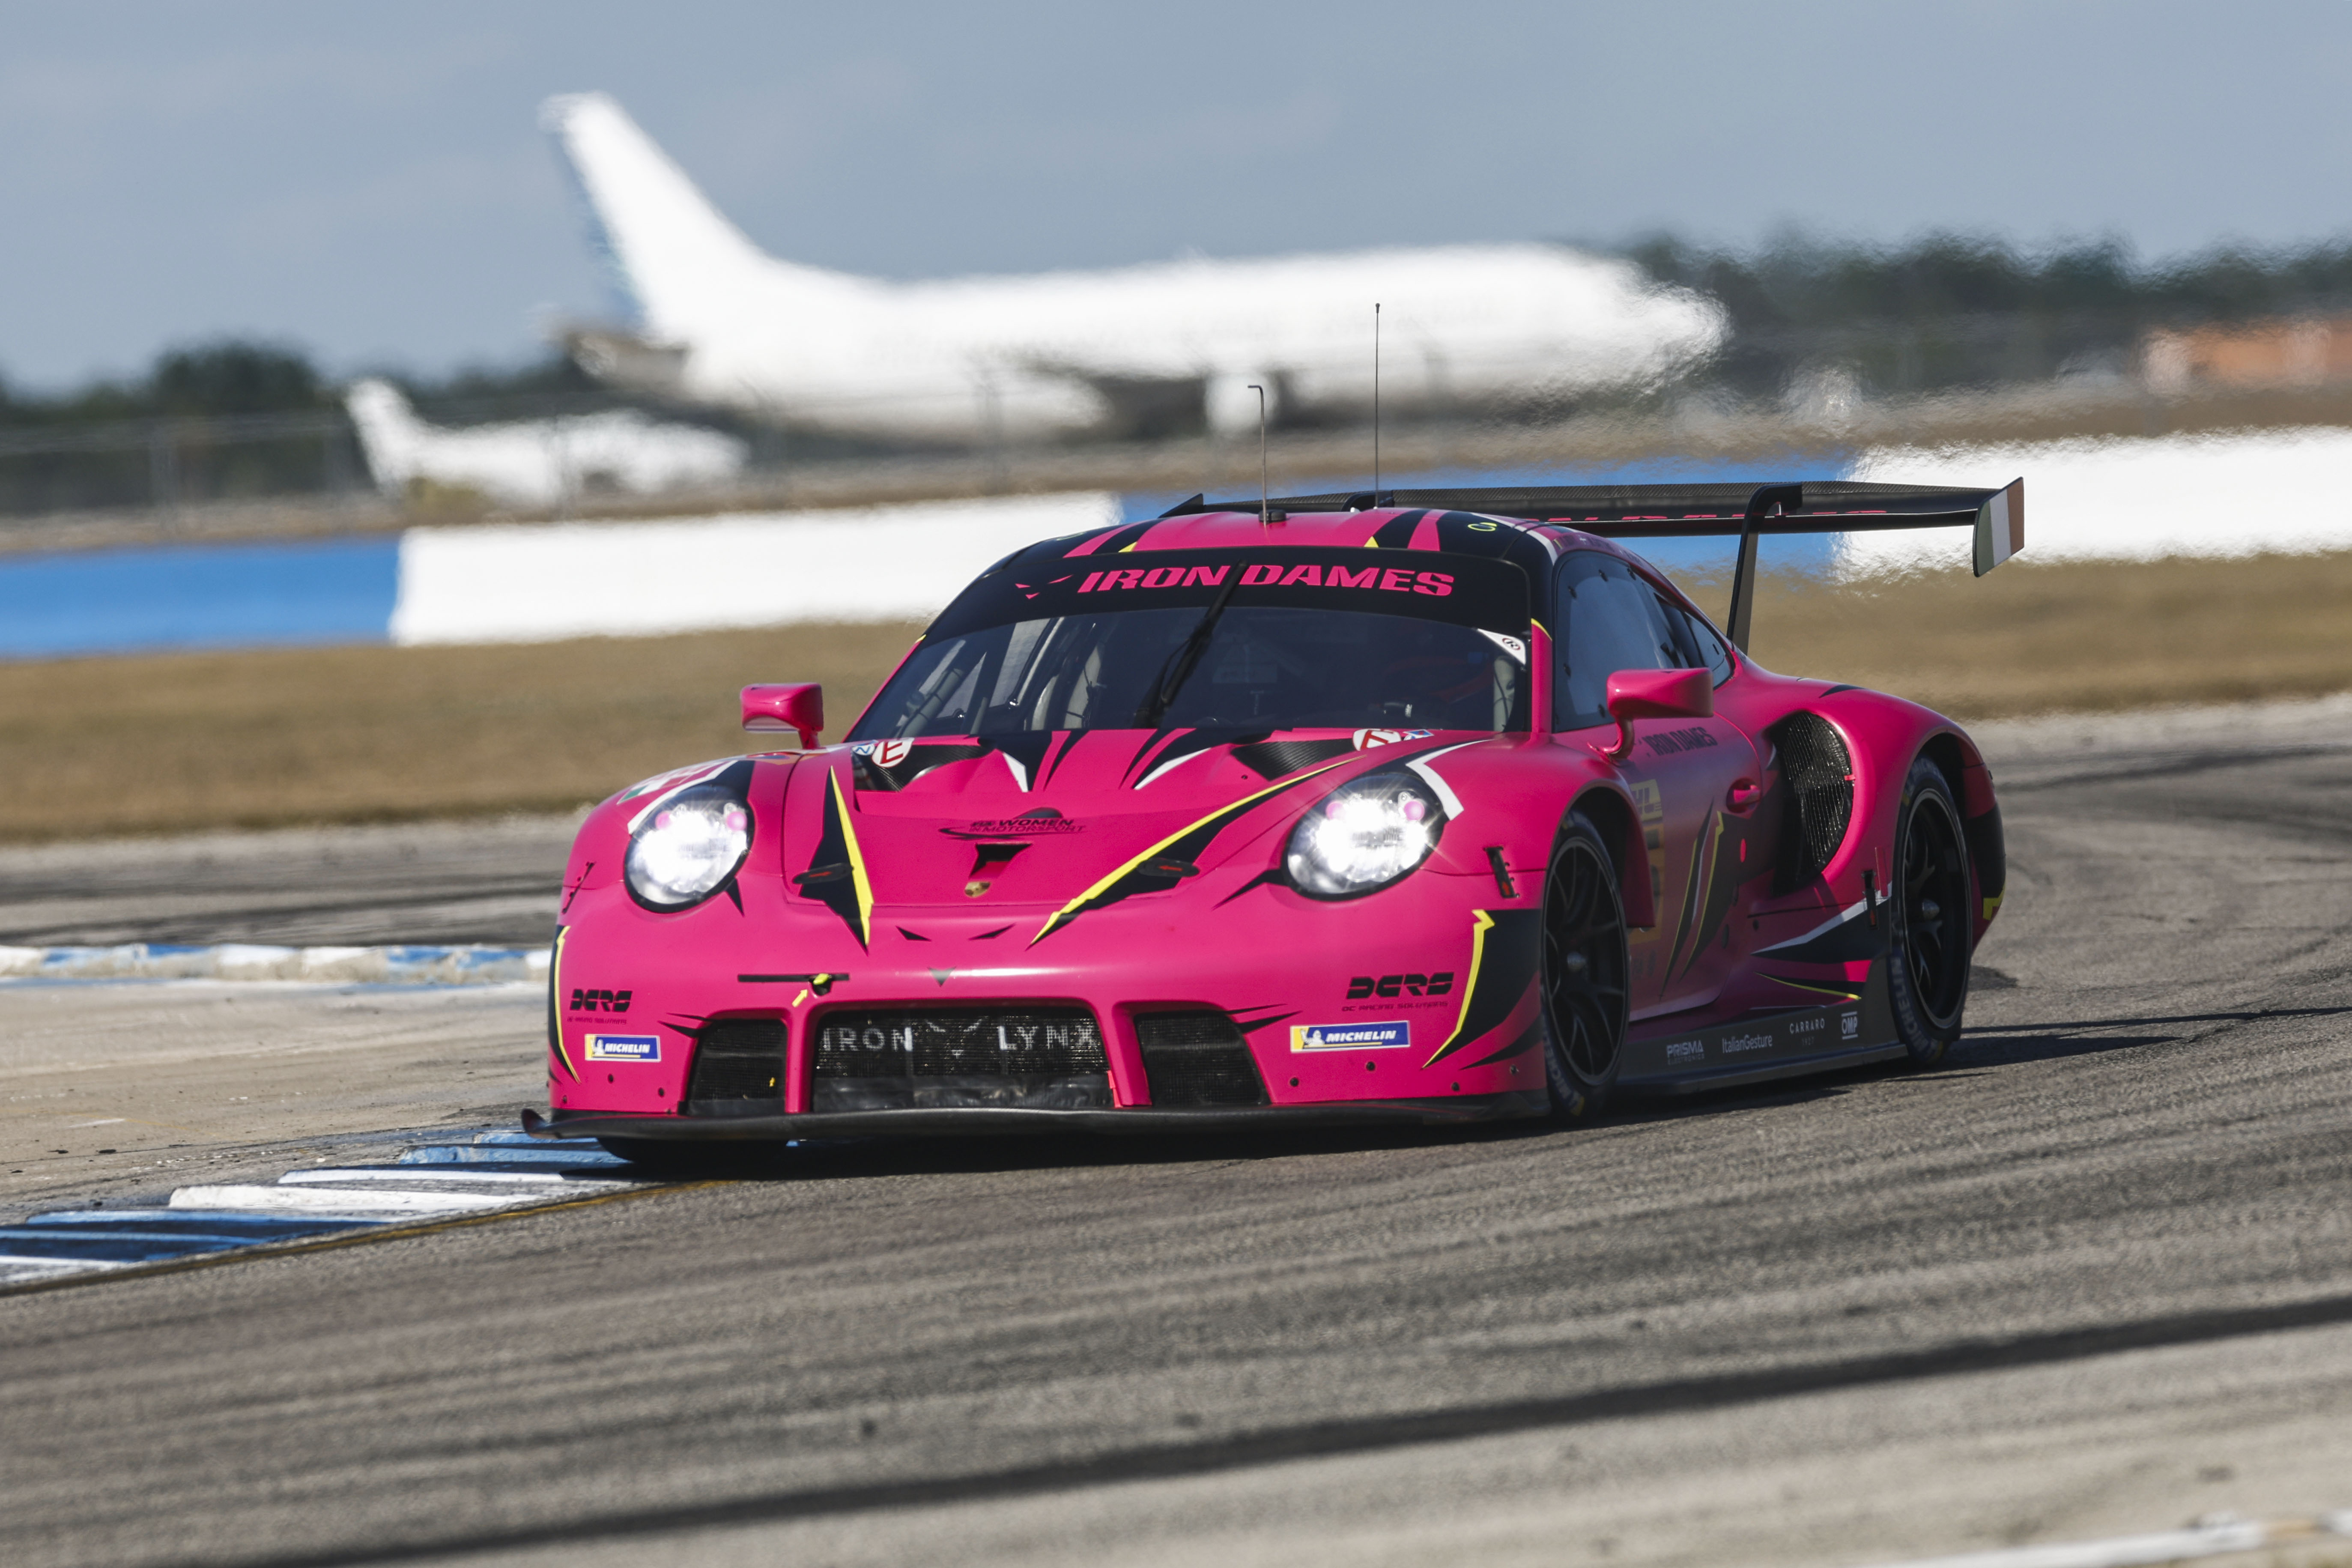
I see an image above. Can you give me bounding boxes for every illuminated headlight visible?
[625,785,752,910]
[1285,771,1446,899]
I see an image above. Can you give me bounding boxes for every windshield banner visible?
[931,547,1531,639]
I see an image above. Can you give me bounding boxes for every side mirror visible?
[742,684,824,750]
[1603,668,1712,761]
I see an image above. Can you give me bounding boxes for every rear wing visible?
[1165,479,2025,652]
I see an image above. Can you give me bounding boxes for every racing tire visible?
[1887,754,1973,1066]
[1540,810,1632,1121]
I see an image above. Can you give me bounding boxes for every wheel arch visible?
[1567,783,1654,929]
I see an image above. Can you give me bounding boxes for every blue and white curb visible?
[0,943,549,984]
[0,1131,643,1286]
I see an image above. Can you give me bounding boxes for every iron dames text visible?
[1078,563,1454,596]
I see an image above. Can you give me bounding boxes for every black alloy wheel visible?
[1887,754,1973,1064]
[1541,811,1632,1120]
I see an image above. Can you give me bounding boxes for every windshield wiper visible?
[1132,571,1246,729]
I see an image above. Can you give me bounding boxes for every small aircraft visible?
[343,378,745,508]
[542,93,1725,444]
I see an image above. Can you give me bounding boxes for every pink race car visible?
[525,480,2024,1159]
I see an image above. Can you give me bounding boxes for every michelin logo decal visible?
[1291,1021,1411,1052]
[585,1033,661,1063]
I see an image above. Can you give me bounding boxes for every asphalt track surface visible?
[8,703,2352,1568]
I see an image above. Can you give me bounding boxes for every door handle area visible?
[1726,779,1761,812]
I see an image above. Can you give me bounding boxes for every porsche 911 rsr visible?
[524,480,2023,1156]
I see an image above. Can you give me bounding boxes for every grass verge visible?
[1,549,2346,842]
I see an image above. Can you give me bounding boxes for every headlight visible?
[1285,771,1446,899]
[625,785,752,910]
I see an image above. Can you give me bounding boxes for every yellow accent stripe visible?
[1030,756,1358,944]
[549,926,577,1081]
[831,772,877,941]
[1981,893,2005,920]
[1424,909,1497,1066]
[1762,975,1863,1002]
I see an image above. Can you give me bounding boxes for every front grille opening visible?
[811,1007,1110,1112]
[686,1017,786,1107]
[1135,1010,1268,1108]
[1770,712,1855,893]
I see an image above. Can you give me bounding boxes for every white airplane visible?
[343,378,746,508]
[542,93,1727,444]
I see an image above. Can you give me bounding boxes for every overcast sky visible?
[4,0,2348,389]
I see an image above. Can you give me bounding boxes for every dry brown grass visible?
[1667,549,2352,720]
[3,548,2348,842]
[0,621,925,842]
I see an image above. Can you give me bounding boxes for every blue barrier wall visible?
[0,458,1852,662]
[0,537,402,660]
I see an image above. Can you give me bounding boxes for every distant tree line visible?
[0,343,648,517]
[1621,231,2352,399]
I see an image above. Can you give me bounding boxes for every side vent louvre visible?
[1135,1011,1267,1107]
[686,1018,786,1105]
[1769,712,1854,892]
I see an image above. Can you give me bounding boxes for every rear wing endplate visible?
[1168,479,2026,653]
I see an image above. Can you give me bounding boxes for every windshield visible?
[851,546,1532,741]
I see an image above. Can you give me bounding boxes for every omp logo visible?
[1722,1033,1773,1054]
[1347,971,1455,999]
[1643,726,1720,756]
[1840,1011,1861,1040]
[568,988,632,1014]
[1292,1021,1411,1051]
[1665,1039,1704,1061]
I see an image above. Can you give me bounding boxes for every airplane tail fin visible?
[542,93,832,339]
[343,379,424,493]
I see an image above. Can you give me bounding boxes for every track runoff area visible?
[9,701,2352,1568]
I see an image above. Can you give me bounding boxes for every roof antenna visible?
[1372,302,1382,507]
[1250,382,1269,530]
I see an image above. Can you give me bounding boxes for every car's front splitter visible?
[522,1093,1547,1143]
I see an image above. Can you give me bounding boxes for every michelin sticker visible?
[1291,1021,1411,1051]
[585,1033,662,1063]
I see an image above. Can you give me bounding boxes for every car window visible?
[855,604,1529,738]
[1671,603,1736,685]
[1553,551,1703,729]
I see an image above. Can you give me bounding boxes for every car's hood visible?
[800,726,1461,910]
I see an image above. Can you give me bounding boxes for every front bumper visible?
[524,1093,1547,1142]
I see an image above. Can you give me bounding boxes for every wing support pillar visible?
[1726,483,1803,654]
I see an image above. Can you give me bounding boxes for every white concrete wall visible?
[389,492,1122,645]
[1842,428,2352,576]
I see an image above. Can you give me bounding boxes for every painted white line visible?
[277,1168,596,1187]
[0,1254,131,1273]
[1861,1512,2352,1568]
[168,1186,519,1216]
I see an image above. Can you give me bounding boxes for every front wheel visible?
[1887,755,1973,1065]
[1540,811,1632,1120]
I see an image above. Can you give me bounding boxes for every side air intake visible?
[1135,1011,1268,1107]
[686,1018,786,1108]
[1770,712,1854,892]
